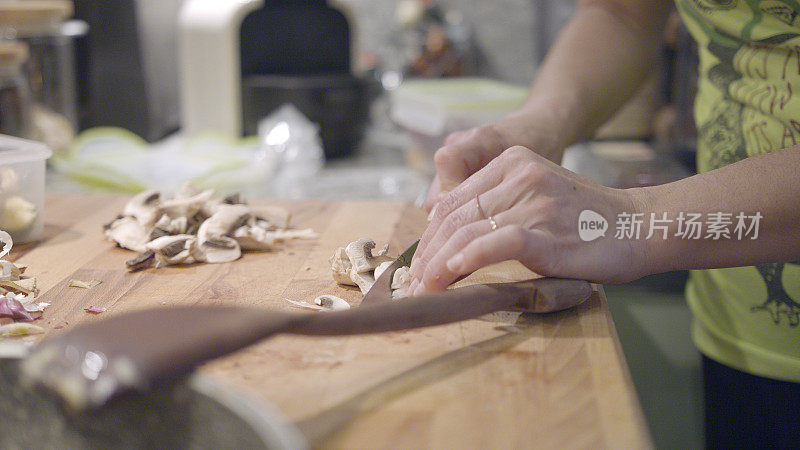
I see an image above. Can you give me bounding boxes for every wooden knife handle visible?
[494,278,594,313]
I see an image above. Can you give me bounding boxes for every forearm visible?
[634,147,800,274]
[513,0,672,159]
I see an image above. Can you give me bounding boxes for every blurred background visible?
[0,1,703,447]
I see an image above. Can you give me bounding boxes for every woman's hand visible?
[423,110,565,212]
[410,146,650,295]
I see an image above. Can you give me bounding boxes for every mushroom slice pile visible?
[328,238,412,299]
[105,184,318,271]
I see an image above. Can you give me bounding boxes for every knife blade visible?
[360,239,418,306]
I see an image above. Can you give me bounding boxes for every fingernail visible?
[413,281,426,296]
[446,253,464,273]
[409,278,419,295]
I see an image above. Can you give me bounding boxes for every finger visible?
[443,129,468,146]
[412,182,519,285]
[412,197,489,285]
[434,125,508,191]
[423,175,443,212]
[412,148,535,280]
[410,167,508,281]
[416,222,541,294]
[412,218,498,294]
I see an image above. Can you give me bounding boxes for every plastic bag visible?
[258,104,324,198]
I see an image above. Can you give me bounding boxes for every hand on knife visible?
[410,146,648,295]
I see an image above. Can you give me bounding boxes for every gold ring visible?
[476,195,498,231]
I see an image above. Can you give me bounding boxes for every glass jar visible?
[0,40,33,138]
[0,0,86,150]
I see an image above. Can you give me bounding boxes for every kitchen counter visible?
[9,192,652,448]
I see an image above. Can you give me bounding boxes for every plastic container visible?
[0,134,52,243]
[389,77,527,173]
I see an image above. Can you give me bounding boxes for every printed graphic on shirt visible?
[753,262,800,326]
[690,0,737,13]
[697,40,749,169]
[680,0,800,329]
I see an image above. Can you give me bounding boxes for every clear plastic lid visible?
[390,77,527,136]
[0,134,52,165]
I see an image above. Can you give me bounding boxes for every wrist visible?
[624,185,667,277]
[497,106,569,164]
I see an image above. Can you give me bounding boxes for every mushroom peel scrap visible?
[0,229,45,326]
[105,185,317,271]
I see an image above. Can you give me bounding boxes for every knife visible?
[360,239,419,305]
[20,243,592,413]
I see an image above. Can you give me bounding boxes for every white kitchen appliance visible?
[177,0,265,138]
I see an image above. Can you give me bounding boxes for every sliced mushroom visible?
[373,261,393,281]
[146,234,197,266]
[123,189,161,227]
[249,205,290,230]
[105,216,149,252]
[126,250,156,271]
[392,287,409,300]
[391,266,412,300]
[391,266,412,291]
[234,227,318,250]
[154,214,188,235]
[223,193,243,205]
[0,230,12,259]
[149,227,171,241]
[103,214,125,231]
[349,269,376,294]
[200,204,252,239]
[284,295,350,312]
[232,226,274,251]
[329,247,355,286]
[314,295,350,311]
[192,236,241,264]
[345,238,393,274]
[159,188,214,219]
[108,185,314,270]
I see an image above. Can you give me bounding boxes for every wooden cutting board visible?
[11,193,652,449]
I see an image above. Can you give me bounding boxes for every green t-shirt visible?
[676,0,800,382]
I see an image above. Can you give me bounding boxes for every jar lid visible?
[0,40,28,63]
[0,1,73,27]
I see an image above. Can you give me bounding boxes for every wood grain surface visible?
[11,193,652,449]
